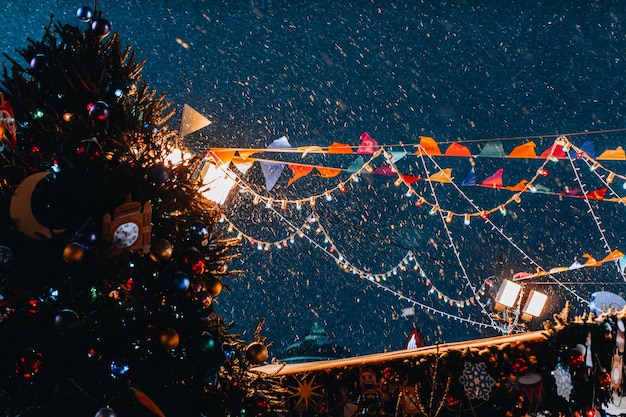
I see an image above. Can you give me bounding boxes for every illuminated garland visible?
[212,134,626,332]
[214,136,626,225]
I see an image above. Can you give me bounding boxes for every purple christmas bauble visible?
[148,163,170,184]
[88,101,109,121]
[91,18,111,37]
[29,54,49,73]
[54,309,80,335]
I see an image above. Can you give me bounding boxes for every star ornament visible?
[288,375,323,410]
[458,361,496,401]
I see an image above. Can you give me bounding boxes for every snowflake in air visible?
[552,365,573,400]
[458,362,496,401]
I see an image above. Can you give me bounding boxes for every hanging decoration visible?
[458,362,496,401]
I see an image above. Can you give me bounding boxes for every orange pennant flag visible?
[287,164,313,186]
[428,168,453,183]
[598,146,626,160]
[316,167,342,178]
[445,142,471,156]
[601,249,625,263]
[583,253,600,267]
[237,150,256,160]
[508,142,536,158]
[504,180,528,191]
[417,136,442,155]
[210,149,236,165]
[327,142,354,154]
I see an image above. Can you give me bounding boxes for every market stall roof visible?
[252,330,548,376]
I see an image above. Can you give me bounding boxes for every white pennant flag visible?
[401,306,415,317]
[179,104,212,138]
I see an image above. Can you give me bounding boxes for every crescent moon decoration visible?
[9,172,65,239]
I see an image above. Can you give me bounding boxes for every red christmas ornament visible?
[15,348,43,379]
[182,247,206,276]
[382,367,396,381]
[513,357,529,375]
[566,348,585,368]
[597,370,611,390]
[446,395,460,408]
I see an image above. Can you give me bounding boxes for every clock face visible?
[113,222,139,248]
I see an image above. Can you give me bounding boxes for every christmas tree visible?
[0,6,274,417]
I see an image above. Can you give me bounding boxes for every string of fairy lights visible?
[211,134,626,331]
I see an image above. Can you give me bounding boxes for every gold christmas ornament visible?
[159,328,180,349]
[150,238,174,262]
[63,243,85,264]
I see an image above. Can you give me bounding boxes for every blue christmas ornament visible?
[172,271,190,291]
[109,360,130,379]
[94,407,116,417]
[76,6,93,22]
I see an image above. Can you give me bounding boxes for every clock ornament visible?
[102,200,152,254]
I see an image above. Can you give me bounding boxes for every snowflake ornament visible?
[552,364,573,401]
[458,362,496,401]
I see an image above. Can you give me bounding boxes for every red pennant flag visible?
[445,142,471,156]
[481,168,504,188]
[372,165,395,176]
[401,174,422,184]
[581,188,607,200]
[539,143,567,159]
[357,132,379,154]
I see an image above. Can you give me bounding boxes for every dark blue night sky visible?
[6,0,626,356]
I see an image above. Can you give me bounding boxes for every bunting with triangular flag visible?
[179,104,212,138]
[260,136,292,192]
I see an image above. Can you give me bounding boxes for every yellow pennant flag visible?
[179,104,212,138]
[428,168,453,183]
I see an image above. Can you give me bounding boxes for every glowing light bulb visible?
[415,198,424,207]
[464,214,471,226]
[309,197,316,207]
[339,183,347,192]
[253,195,260,205]
[499,205,507,216]
[325,191,333,201]
[296,200,302,210]
[590,163,599,172]
[280,200,287,210]
[265,198,273,209]
[429,206,439,215]
[514,195,522,203]
[394,177,403,186]
[528,183,537,193]
[480,211,489,220]
[607,172,615,183]
[405,189,414,197]
[445,211,454,223]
